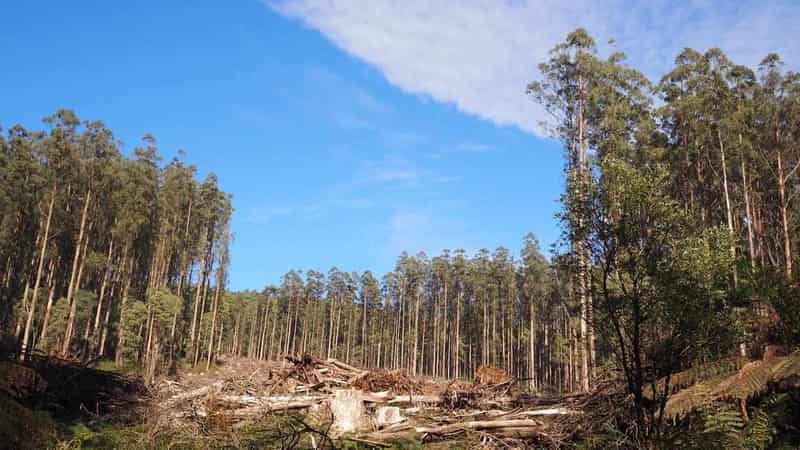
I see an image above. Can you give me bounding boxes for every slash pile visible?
[152,354,599,448]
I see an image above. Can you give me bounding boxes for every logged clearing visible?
[0,352,626,449]
[142,354,622,448]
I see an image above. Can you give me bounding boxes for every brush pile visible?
[152,354,604,448]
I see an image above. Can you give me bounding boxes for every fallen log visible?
[161,381,224,409]
[386,394,441,404]
[361,391,440,405]
[416,419,544,435]
[215,394,327,405]
[517,407,580,416]
[326,358,367,377]
[224,400,317,419]
[489,426,553,439]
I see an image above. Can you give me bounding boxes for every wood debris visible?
[152,354,605,447]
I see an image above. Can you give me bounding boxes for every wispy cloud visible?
[382,208,470,258]
[305,66,390,130]
[246,154,456,225]
[454,141,493,153]
[247,205,302,224]
[246,196,374,225]
[333,112,372,130]
[354,154,458,187]
[381,130,427,148]
[272,0,800,136]
[356,156,419,184]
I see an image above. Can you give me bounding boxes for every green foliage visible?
[147,289,181,330]
[119,299,147,359]
[43,290,97,351]
[696,394,798,450]
[703,403,745,446]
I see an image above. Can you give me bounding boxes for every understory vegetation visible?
[1,28,800,449]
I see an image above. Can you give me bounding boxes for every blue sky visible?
[2,1,797,290]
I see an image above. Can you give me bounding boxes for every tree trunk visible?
[115,257,132,368]
[61,188,92,356]
[718,130,738,286]
[777,149,793,279]
[20,184,57,359]
[206,269,223,370]
[190,236,210,348]
[62,229,91,355]
[90,238,114,355]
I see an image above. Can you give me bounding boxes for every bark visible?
[62,230,91,355]
[718,130,738,286]
[777,149,793,279]
[455,287,461,378]
[741,154,756,269]
[115,257,132,368]
[206,269,223,369]
[20,183,57,360]
[61,188,92,356]
[90,238,114,353]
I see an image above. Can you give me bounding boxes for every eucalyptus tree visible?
[60,120,120,356]
[520,233,548,389]
[303,269,325,356]
[0,126,44,330]
[754,55,800,280]
[19,110,81,359]
[359,270,380,367]
[528,29,599,391]
[114,141,161,366]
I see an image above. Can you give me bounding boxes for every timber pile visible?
[154,354,599,448]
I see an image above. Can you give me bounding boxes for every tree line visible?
[181,237,577,391]
[0,109,232,383]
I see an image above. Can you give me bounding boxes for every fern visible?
[646,356,747,400]
[716,359,776,400]
[703,403,744,448]
[665,352,800,418]
[742,393,792,450]
[743,406,775,449]
[664,375,724,419]
[771,353,800,385]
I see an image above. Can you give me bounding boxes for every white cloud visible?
[271,0,800,136]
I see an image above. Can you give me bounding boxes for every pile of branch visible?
[351,369,422,395]
[152,354,600,447]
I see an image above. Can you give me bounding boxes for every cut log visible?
[416,419,544,435]
[330,390,370,436]
[374,406,405,428]
[517,407,580,416]
[387,394,441,404]
[225,400,317,419]
[161,381,224,409]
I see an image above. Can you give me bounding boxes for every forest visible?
[1,28,800,449]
